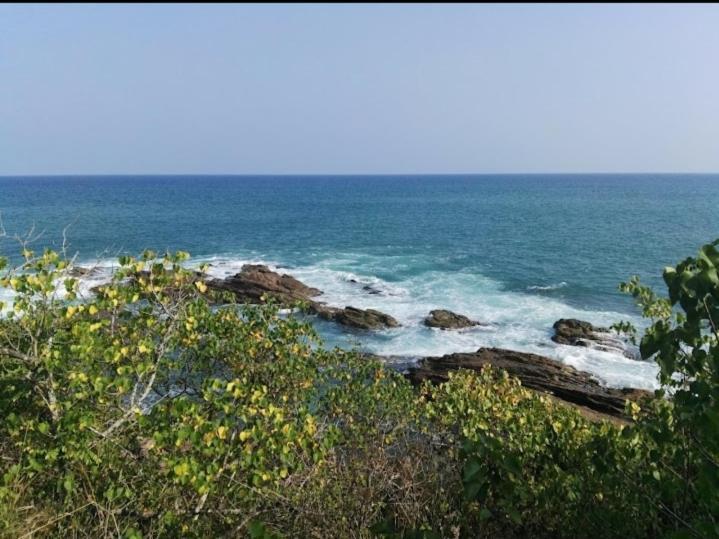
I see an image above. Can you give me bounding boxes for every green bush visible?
[424,369,653,538]
[613,240,719,538]
[0,247,446,537]
[0,240,717,538]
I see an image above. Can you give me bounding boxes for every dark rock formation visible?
[552,318,605,345]
[424,309,481,330]
[346,277,382,295]
[334,306,399,330]
[68,266,105,279]
[208,265,399,331]
[310,304,400,330]
[406,347,651,419]
[207,264,321,305]
[362,284,382,295]
[552,318,636,359]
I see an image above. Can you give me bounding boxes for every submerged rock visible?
[424,309,481,330]
[406,347,651,420]
[552,318,637,359]
[207,264,321,305]
[362,284,383,295]
[346,277,383,295]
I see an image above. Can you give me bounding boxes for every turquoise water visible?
[2,174,718,389]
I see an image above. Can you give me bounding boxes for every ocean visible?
[2,174,718,390]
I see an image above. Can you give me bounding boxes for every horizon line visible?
[2,171,719,178]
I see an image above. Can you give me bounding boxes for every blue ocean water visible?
[2,174,718,389]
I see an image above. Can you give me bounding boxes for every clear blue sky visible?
[1,3,718,175]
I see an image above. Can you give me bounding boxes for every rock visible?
[424,309,481,330]
[96,269,208,299]
[362,285,382,295]
[207,264,321,305]
[359,352,420,371]
[552,318,636,359]
[310,304,400,330]
[406,347,651,420]
[552,318,605,345]
[208,265,399,331]
[346,277,382,295]
[335,306,399,330]
[306,302,334,316]
[68,266,105,278]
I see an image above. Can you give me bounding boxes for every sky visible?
[1,3,718,175]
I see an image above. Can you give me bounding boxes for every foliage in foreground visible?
[0,239,716,538]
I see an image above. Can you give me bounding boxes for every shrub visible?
[0,247,449,537]
[614,240,719,538]
[423,368,655,538]
[1,239,717,538]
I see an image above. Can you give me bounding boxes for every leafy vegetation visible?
[614,240,719,538]
[0,237,717,538]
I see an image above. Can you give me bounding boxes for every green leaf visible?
[63,473,75,494]
[463,458,482,482]
[248,521,282,539]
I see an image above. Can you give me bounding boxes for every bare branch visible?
[99,308,183,438]
[18,503,93,538]
[0,346,39,365]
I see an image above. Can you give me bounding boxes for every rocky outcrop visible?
[333,306,399,330]
[206,265,398,330]
[406,347,651,419]
[310,304,400,330]
[68,266,105,278]
[362,284,382,295]
[552,318,606,345]
[347,278,383,295]
[424,309,481,330]
[552,318,636,359]
[207,264,321,305]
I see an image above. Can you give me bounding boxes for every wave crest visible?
[527,282,568,291]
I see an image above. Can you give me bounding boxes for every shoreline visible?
[1,254,660,396]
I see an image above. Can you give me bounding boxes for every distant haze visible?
[1,3,718,175]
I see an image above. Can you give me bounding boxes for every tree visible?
[617,239,719,537]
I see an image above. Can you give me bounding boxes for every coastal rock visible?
[335,306,399,330]
[68,266,105,279]
[362,284,382,295]
[207,264,321,305]
[360,352,420,371]
[406,347,651,419]
[310,304,400,330]
[424,309,481,330]
[208,265,399,331]
[306,303,338,320]
[552,318,636,359]
[346,277,382,295]
[552,318,606,345]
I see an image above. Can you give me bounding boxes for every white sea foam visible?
[526,282,568,291]
[0,287,13,315]
[270,256,658,390]
[0,251,660,390]
[182,252,659,390]
[0,257,117,314]
[73,258,119,299]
